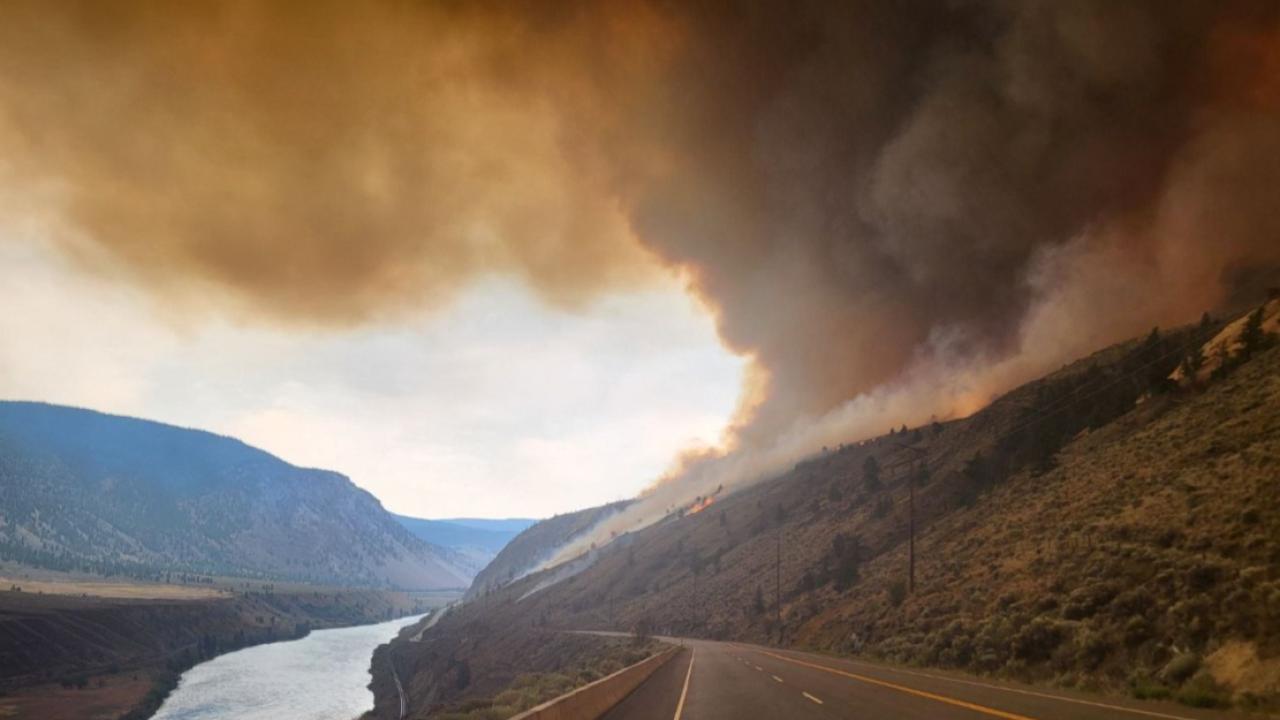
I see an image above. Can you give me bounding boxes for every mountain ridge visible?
[392,515,536,577]
[0,401,469,589]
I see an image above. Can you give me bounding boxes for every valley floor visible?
[0,578,456,720]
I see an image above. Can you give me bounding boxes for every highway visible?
[601,638,1253,720]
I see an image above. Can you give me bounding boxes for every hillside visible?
[466,501,631,600]
[0,403,469,589]
[393,516,536,578]
[373,304,1280,713]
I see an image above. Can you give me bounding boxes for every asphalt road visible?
[601,638,1255,720]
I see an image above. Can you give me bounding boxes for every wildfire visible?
[688,495,717,515]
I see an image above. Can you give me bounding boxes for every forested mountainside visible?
[0,403,469,589]
[465,500,630,600]
[375,301,1280,713]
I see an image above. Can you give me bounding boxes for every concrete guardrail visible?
[510,645,682,720]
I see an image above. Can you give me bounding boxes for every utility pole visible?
[893,442,927,595]
[775,521,781,643]
[691,564,698,633]
[908,469,915,594]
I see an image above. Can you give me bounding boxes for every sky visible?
[0,234,744,518]
[0,1,1276,533]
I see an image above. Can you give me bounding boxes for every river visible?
[152,613,423,720]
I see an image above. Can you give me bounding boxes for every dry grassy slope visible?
[466,500,630,600]
[411,314,1278,709]
[803,341,1280,697]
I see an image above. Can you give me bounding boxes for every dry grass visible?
[791,341,1280,706]
[0,672,152,720]
[0,576,227,599]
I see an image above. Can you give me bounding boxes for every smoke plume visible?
[3,1,1279,558]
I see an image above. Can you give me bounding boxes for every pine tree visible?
[1180,344,1205,382]
[1240,307,1267,359]
[862,456,881,492]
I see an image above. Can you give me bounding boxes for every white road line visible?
[389,655,407,719]
[673,649,695,720]
[772,675,783,683]
[754,665,764,671]
[803,692,824,705]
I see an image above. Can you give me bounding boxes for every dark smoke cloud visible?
[622,0,1280,441]
[0,1,668,322]
[2,0,1279,470]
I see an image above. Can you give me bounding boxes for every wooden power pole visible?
[893,442,927,595]
[908,470,915,594]
[775,522,782,642]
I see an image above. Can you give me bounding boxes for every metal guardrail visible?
[510,645,682,720]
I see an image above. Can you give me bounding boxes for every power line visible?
[983,333,1204,442]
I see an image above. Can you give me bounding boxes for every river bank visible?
[0,583,456,720]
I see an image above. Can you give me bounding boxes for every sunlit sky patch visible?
[0,235,744,518]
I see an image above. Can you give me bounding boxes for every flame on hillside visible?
[688,495,716,515]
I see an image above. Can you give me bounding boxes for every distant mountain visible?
[0,402,469,589]
[392,515,536,576]
[442,517,539,534]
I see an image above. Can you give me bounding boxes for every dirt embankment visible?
[364,616,661,720]
[0,584,435,720]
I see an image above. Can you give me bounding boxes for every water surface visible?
[153,614,422,720]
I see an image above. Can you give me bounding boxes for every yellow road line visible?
[673,649,695,720]
[753,646,1201,720]
[755,649,1036,720]
[816,655,1200,720]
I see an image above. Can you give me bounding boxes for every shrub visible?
[1186,564,1221,592]
[1111,588,1154,616]
[1158,653,1201,685]
[1062,582,1118,620]
[873,495,893,519]
[889,581,907,607]
[1074,629,1111,670]
[1130,678,1172,701]
[1175,672,1231,708]
[1012,617,1066,662]
[1123,616,1152,647]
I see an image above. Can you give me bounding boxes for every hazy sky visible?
[0,234,743,518]
[1,1,1275,526]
